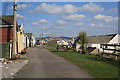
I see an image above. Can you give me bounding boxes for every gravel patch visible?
[1,60,28,79]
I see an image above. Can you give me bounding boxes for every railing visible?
[100,44,120,60]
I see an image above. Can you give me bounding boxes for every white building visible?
[87,34,120,54]
[57,40,68,46]
[25,33,36,47]
[24,35,29,49]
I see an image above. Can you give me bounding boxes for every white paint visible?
[76,43,81,51]
[9,43,12,59]
[109,34,120,44]
[0,25,13,27]
[89,34,120,53]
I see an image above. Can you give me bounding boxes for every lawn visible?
[47,48,119,78]
[46,43,58,47]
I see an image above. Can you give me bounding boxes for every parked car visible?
[36,40,40,45]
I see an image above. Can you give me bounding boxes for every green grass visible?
[47,43,58,47]
[47,48,119,78]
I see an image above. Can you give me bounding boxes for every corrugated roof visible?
[0,15,18,28]
[0,15,14,25]
[88,34,117,44]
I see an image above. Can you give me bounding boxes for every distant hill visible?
[35,36,76,40]
[59,37,72,40]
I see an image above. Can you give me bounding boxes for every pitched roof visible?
[0,15,19,28]
[25,33,32,38]
[88,34,117,44]
[0,15,14,25]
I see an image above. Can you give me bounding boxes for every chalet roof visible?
[0,15,14,25]
[88,34,117,44]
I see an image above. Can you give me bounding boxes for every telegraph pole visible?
[12,0,17,58]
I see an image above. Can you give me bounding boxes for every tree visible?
[77,32,88,54]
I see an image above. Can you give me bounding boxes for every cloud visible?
[76,23,83,26]
[29,3,103,14]
[29,3,63,14]
[38,19,49,23]
[31,19,49,26]
[17,14,25,19]
[79,2,104,13]
[90,23,112,28]
[29,3,78,14]
[43,33,51,35]
[31,22,39,26]
[91,23,96,26]
[9,4,31,9]
[64,14,86,21]
[56,20,66,25]
[93,14,118,22]
[106,8,118,13]
[63,4,78,14]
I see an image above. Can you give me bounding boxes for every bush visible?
[82,49,88,54]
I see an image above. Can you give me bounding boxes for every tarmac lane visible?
[14,45,93,78]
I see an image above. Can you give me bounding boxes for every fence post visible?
[114,46,118,60]
[102,44,104,60]
[9,40,12,59]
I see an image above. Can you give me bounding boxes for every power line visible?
[19,1,25,25]
[16,0,25,25]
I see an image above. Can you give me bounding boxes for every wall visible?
[0,27,13,43]
[76,43,81,51]
[91,44,100,49]
[109,34,120,43]
[17,31,24,53]
[0,43,10,58]
[24,35,29,48]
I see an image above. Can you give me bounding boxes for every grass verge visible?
[47,48,119,78]
[46,43,58,47]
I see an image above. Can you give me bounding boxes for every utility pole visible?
[12,0,17,58]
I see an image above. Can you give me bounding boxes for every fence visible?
[100,44,120,60]
[0,43,10,58]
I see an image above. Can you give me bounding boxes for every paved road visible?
[15,45,93,78]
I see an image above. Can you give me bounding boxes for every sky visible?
[2,2,118,37]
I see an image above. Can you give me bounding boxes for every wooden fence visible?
[100,44,120,60]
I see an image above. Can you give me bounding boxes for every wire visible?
[19,1,25,25]
[20,2,25,25]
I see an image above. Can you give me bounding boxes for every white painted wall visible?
[91,44,100,49]
[33,37,36,46]
[76,43,81,51]
[109,34,120,44]
[90,34,120,53]
[91,44,103,52]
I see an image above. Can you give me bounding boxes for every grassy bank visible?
[47,48,119,78]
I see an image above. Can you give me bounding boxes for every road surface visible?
[14,45,93,78]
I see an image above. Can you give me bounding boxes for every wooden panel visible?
[0,27,13,43]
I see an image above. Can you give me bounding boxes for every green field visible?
[47,48,119,78]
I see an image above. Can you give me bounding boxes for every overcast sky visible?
[2,2,118,37]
